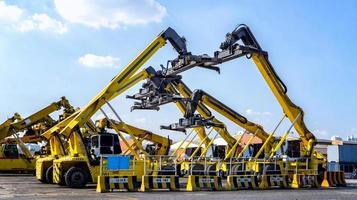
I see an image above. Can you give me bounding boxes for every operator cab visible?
[212,145,225,159]
[1,144,19,159]
[144,142,159,156]
[90,133,121,157]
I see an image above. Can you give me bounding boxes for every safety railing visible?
[187,156,221,176]
[221,156,319,176]
[284,157,318,175]
[225,157,247,175]
[143,155,178,175]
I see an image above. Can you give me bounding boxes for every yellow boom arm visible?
[0,97,74,140]
[99,119,172,156]
[218,24,318,157]
[173,84,273,153]
[61,27,189,137]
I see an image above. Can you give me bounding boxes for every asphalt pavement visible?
[0,174,356,200]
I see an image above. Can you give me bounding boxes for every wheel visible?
[58,171,67,186]
[38,178,47,183]
[64,167,88,188]
[45,166,53,184]
[39,168,48,183]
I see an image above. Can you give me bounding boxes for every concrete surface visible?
[0,174,357,200]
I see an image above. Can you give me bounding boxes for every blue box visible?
[107,155,130,170]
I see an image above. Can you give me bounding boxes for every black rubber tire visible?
[64,167,88,188]
[38,178,47,183]
[45,166,53,184]
[38,168,48,183]
[57,169,69,186]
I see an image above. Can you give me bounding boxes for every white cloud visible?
[246,109,272,116]
[0,2,66,34]
[54,0,167,29]
[0,1,23,23]
[17,13,67,34]
[78,54,120,68]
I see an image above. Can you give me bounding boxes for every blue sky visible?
[0,0,356,141]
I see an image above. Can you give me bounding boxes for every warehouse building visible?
[326,141,357,178]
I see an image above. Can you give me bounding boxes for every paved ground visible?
[0,174,356,200]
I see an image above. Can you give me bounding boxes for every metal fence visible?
[143,155,178,175]
[187,156,221,176]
